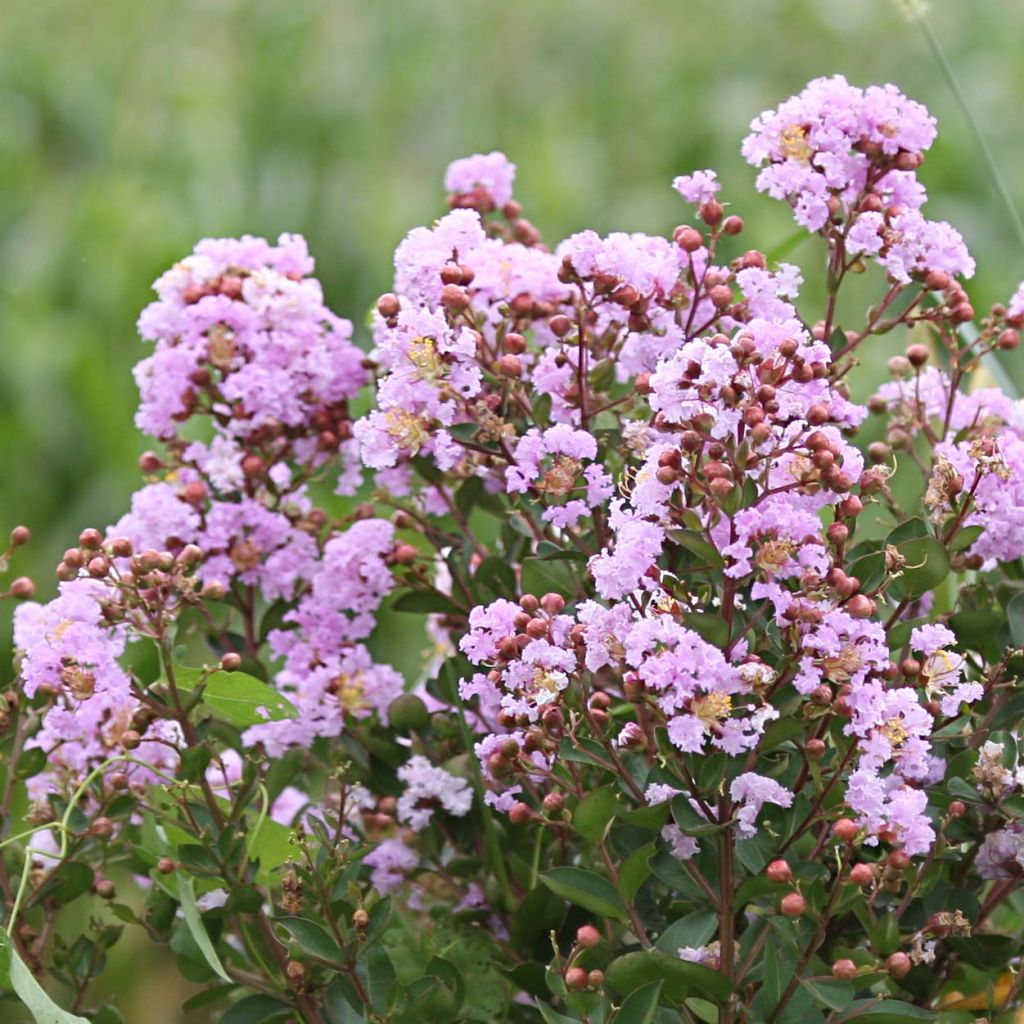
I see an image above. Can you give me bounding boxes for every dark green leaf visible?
[539,868,627,922]
[606,949,730,1004]
[667,530,724,570]
[536,1003,579,1024]
[521,558,578,599]
[619,843,656,905]
[615,981,663,1024]
[1007,591,1024,647]
[833,1000,935,1024]
[276,917,342,964]
[655,912,718,956]
[800,978,854,1012]
[575,786,619,843]
[221,994,293,1024]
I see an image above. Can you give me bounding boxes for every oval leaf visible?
[539,867,627,922]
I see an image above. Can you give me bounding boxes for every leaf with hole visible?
[170,665,297,728]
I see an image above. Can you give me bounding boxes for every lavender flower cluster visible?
[5,75,1024,1023]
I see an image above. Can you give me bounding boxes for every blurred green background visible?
[1,3,1023,1015]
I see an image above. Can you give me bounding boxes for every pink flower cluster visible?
[245,518,403,756]
[135,233,367,489]
[743,75,973,281]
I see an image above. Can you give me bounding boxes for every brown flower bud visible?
[674,226,704,252]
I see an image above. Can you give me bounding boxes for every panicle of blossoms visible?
[135,232,367,492]
[395,754,473,830]
[244,518,403,756]
[743,75,973,286]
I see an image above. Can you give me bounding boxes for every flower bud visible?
[886,850,911,871]
[549,315,573,338]
[565,967,588,990]
[722,215,744,235]
[905,344,930,368]
[994,327,1020,353]
[765,860,792,884]
[806,738,827,760]
[10,525,30,547]
[497,354,522,377]
[849,863,875,887]
[541,593,565,615]
[832,959,857,981]
[542,792,565,815]
[780,892,806,917]
[832,818,859,842]
[220,653,242,672]
[157,857,176,874]
[393,544,418,566]
[674,226,704,252]
[846,595,875,619]
[576,924,601,948]
[79,528,103,550]
[440,284,470,310]
[509,802,533,825]
[9,577,34,600]
[885,952,911,979]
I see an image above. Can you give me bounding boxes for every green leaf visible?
[51,862,94,904]
[800,978,854,1012]
[667,530,724,570]
[521,557,578,599]
[176,875,232,983]
[615,981,663,1024]
[654,912,718,956]
[181,984,237,1014]
[1007,591,1024,647]
[762,933,784,1009]
[391,589,464,615]
[682,613,729,648]
[606,949,730,1004]
[473,557,516,599]
[888,537,950,601]
[618,842,656,905]
[221,994,293,1024]
[2,927,90,1023]
[948,525,983,552]
[887,518,929,544]
[539,867,627,922]
[537,1003,580,1024]
[276,917,342,964]
[15,747,47,780]
[575,786,619,843]
[170,665,297,728]
[834,1000,935,1024]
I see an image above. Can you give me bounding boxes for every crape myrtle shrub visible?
[3,74,1024,1024]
